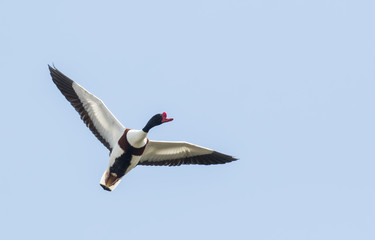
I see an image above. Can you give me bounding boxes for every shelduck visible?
[49,65,237,191]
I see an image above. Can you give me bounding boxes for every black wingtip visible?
[48,64,57,77]
[48,64,60,76]
[48,64,74,86]
[211,151,239,164]
[48,64,55,71]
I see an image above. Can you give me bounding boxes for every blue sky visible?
[1,0,375,239]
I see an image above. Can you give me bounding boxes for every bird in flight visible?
[49,65,237,191]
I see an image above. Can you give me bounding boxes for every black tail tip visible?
[100,184,112,191]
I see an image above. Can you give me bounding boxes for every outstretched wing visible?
[49,65,125,152]
[138,140,238,166]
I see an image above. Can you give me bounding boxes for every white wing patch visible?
[72,82,125,150]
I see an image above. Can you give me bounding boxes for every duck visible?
[49,65,238,191]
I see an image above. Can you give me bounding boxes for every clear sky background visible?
[1,0,374,239]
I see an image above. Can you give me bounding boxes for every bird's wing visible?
[49,65,125,152]
[138,140,237,166]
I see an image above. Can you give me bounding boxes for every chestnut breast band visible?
[118,128,149,156]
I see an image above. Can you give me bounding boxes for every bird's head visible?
[142,112,173,132]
